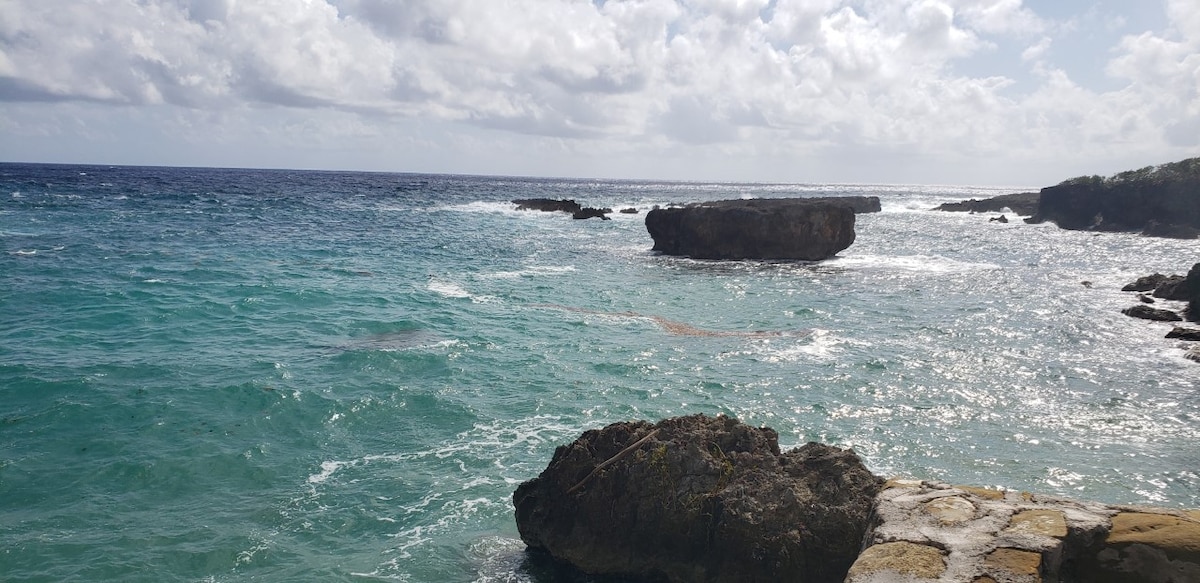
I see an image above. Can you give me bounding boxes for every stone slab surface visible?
[845,480,1200,583]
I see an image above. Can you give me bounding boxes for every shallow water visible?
[2,164,1196,581]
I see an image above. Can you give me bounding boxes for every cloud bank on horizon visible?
[1,0,1197,185]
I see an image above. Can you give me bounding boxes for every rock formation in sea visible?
[934,191,1040,215]
[1027,157,1200,238]
[513,198,614,220]
[1122,304,1185,322]
[644,197,876,260]
[514,415,1200,583]
[513,414,883,583]
[1119,264,1200,362]
[571,207,612,220]
[513,198,583,214]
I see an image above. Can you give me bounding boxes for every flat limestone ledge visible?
[845,479,1200,583]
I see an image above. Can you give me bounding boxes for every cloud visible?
[1103,0,1200,149]
[0,0,1194,183]
[953,0,1045,36]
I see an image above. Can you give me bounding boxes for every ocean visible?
[1,163,1196,582]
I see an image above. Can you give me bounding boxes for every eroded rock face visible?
[1027,158,1200,238]
[512,414,883,583]
[645,198,862,260]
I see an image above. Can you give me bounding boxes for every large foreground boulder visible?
[1027,158,1200,238]
[513,415,883,583]
[645,198,863,260]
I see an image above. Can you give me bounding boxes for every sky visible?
[1,0,1197,186]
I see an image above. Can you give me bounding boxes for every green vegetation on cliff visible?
[1032,157,1200,238]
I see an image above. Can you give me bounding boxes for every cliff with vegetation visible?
[1029,157,1200,238]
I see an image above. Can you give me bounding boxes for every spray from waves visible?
[434,201,551,217]
[296,415,586,577]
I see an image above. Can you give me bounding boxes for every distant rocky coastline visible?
[933,191,1039,216]
[1030,158,1200,238]
[936,157,1200,239]
[514,414,1200,583]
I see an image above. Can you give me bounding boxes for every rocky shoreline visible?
[514,415,1200,583]
[1119,263,1200,363]
[935,157,1200,240]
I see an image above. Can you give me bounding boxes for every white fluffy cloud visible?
[0,0,1195,183]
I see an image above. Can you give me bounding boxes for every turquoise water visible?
[2,163,1197,582]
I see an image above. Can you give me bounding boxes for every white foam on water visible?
[467,536,529,583]
[480,264,577,279]
[427,279,471,298]
[306,460,346,484]
[426,278,501,303]
[435,201,570,218]
[880,197,960,213]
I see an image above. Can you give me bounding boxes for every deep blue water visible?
[2,163,1197,582]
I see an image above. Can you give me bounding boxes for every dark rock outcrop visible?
[1167,327,1200,341]
[989,214,1009,223]
[934,191,1040,215]
[1122,273,1176,292]
[1122,305,1183,322]
[645,198,861,260]
[572,207,612,220]
[1122,273,1191,300]
[1121,265,1200,361]
[513,198,582,214]
[1027,157,1200,238]
[1143,220,1200,239]
[513,414,883,583]
[619,207,639,214]
[1187,262,1200,322]
[1153,275,1190,301]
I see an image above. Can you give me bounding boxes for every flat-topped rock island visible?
[644,196,880,261]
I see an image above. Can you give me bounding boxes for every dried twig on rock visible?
[567,429,660,494]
